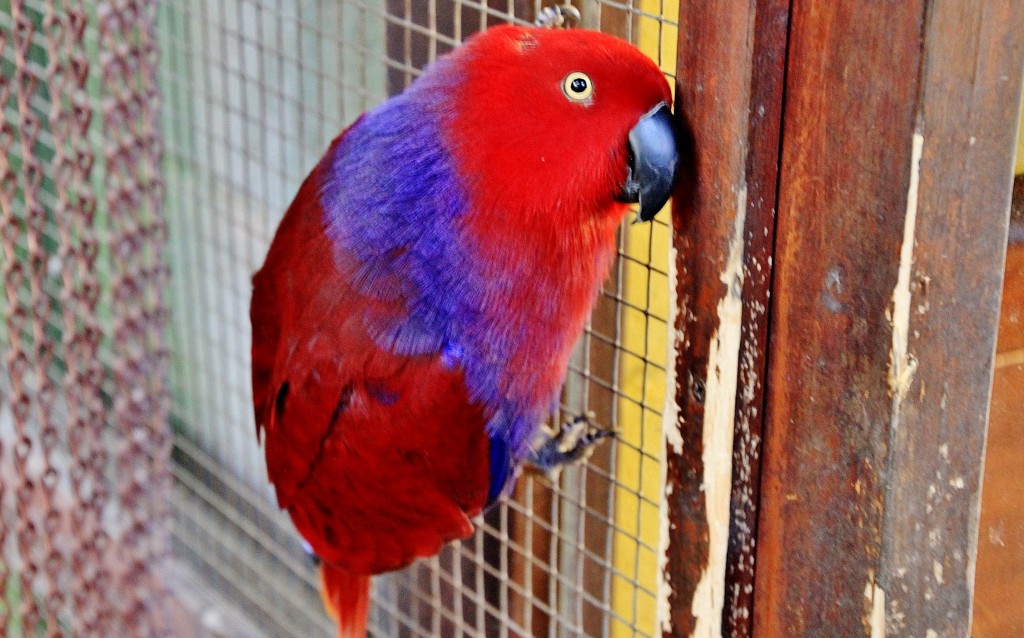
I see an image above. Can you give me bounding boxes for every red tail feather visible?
[320,564,370,638]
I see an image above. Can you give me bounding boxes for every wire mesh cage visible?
[3,1,680,636]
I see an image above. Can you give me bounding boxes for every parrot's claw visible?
[526,413,615,476]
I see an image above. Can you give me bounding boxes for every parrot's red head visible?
[444,25,678,228]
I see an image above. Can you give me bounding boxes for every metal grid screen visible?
[158,2,679,636]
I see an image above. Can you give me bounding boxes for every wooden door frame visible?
[665,3,1024,637]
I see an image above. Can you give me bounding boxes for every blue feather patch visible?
[486,433,513,504]
[317,56,555,467]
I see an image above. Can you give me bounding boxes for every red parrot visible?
[251,25,678,637]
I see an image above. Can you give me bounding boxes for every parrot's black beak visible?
[617,102,679,223]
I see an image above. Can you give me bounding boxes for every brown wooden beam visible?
[665,0,789,635]
[751,2,1024,636]
[877,4,1024,635]
[724,2,790,635]
[1009,175,1023,244]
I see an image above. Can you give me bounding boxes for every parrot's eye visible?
[562,72,594,102]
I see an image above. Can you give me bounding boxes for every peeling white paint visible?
[664,244,684,457]
[888,133,924,416]
[995,348,1024,369]
[658,479,675,635]
[658,244,681,636]
[866,579,887,638]
[989,523,1006,547]
[691,189,747,638]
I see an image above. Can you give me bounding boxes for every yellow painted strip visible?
[1016,93,1024,175]
[611,3,678,636]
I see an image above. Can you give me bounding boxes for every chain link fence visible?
[1,0,171,635]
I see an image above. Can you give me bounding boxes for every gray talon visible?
[526,413,615,474]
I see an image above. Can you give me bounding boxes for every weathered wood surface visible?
[747,2,1024,637]
[664,0,787,635]
[974,242,1024,637]
[875,5,1024,636]
[1010,176,1023,244]
[751,2,928,633]
[723,2,790,635]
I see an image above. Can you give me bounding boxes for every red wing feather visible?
[251,162,490,575]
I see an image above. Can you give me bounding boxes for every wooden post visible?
[663,0,788,635]
[668,2,1024,636]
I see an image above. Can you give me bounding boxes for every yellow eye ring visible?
[562,72,594,102]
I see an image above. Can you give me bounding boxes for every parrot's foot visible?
[526,413,615,476]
